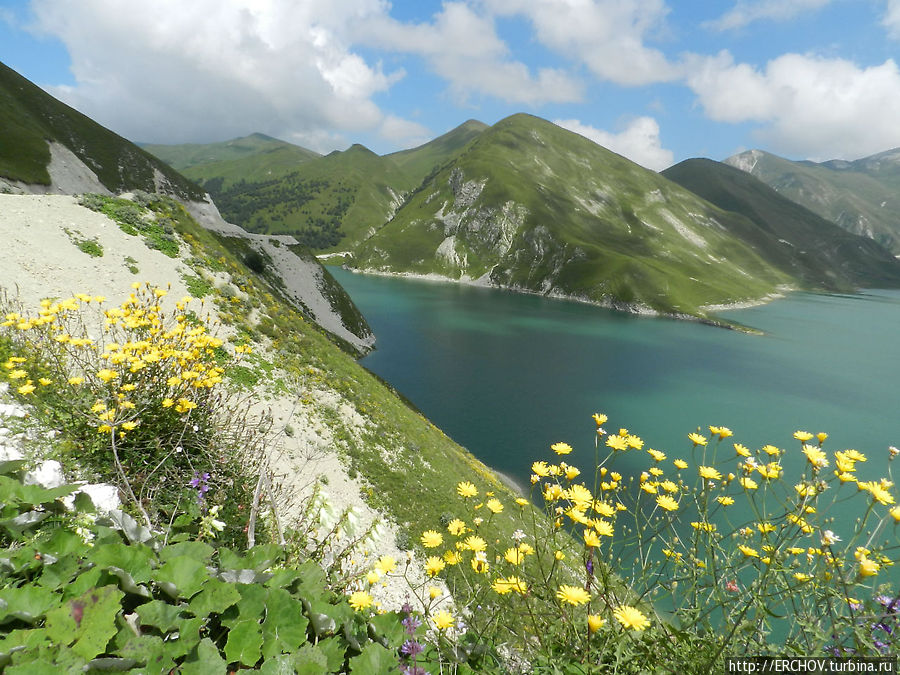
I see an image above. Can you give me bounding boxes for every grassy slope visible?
[354,113,794,316]
[0,61,204,200]
[129,200,527,538]
[725,149,900,253]
[142,133,321,175]
[663,159,900,290]
[149,121,487,253]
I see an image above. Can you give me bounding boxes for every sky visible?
[2,0,900,171]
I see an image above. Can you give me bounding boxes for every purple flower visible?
[402,614,422,635]
[400,667,426,675]
[401,640,424,657]
[585,558,594,576]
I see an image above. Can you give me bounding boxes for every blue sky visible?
[2,0,900,170]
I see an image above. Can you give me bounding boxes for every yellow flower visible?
[859,557,880,577]
[889,506,900,522]
[531,461,550,477]
[424,556,445,577]
[660,480,679,494]
[443,551,462,565]
[38,378,52,386]
[175,398,197,413]
[517,542,535,555]
[486,498,504,514]
[698,466,722,481]
[551,442,573,455]
[447,519,467,536]
[462,535,487,552]
[734,443,751,457]
[640,482,658,494]
[606,435,628,451]
[583,529,602,548]
[717,427,734,439]
[504,547,524,565]
[588,615,606,633]
[68,376,85,386]
[457,481,478,498]
[374,556,396,574]
[471,551,489,574]
[716,496,735,506]
[97,369,118,383]
[557,585,590,606]
[816,432,828,444]
[674,459,688,470]
[613,606,650,631]
[626,434,644,449]
[656,495,679,512]
[161,398,174,408]
[348,591,373,611]
[762,445,781,456]
[492,577,514,595]
[593,519,614,537]
[802,444,829,469]
[8,369,27,380]
[120,421,139,431]
[794,431,814,442]
[688,432,707,447]
[17,382,36,395]
[691,521,716,533]
[564,465,581,481]
[432,610,455,630]
[428,586,442,600]
[421,530,443,548]
[740,476,759,490]
[592,413,608,426]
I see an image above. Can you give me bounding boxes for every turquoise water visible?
[332,269,900,493]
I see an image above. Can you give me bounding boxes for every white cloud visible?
[704,0,832,31]
[357,2,583,104]
[485,0,680,86]
[884,0,900,38]
[554,117,674,171]
[686,51,900,159]
[27,0,423,148]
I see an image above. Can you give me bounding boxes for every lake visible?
[332,268,900,495]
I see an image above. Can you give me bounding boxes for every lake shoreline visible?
[333,263,789,334]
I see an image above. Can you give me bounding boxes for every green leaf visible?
[0,510,49,534]
[157,540,214,563]
[163,616,203,660]
[103,566,151,598]
[180,637,227,675]
[259,654,297,675]
[291,643,330,675]
[66,567,104,599]
[0,585,57,624]
[37,528,86,557]
[84,656,140,671]
[368,612,406,649]
[317,636,349,672]
[189,578,241,616]
[115,634,175,675]
[154,556,209,599]
[265,568,302,589]
[220,583,267,629]
[261,587,309,658]
[97,511,151,544]
[44,585,123,661]
[294,561,327,599]
[87,542,154,583]
[348,642,396,675]
[244,543,283,571]
[223,619,263,667]
[135,599,186,633]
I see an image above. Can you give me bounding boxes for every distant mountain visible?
[143,133,321,184]
[0,61,204,200]
[662,159,900,290]
[152,121,487,251]
[725,148,900,254]
[352,113,800,318]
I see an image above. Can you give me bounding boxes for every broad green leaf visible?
[162,616,203,660]
[157,540,214,563]
[220,583,267,628]
[98,511,151,544]
[291,643,329,675]
[103,566,151,598]
[244,543,283,570]
[135,600,186,634]
[179,637,226,675]
[37,528,86,558]
[368,612,406,649]
[0,585,57,624]
[114,634,175,675]
[65,567,104,599]
[223,619,263,667]
[154,556,209,599]
[87,542,154,583]
[44,584,123,661]
[83,656,140,671]
[0,510,49,533]
[259,654,297,675]
[294,561,326,598]
[216,547,244,570]
[189,578,241,616]
[316,637,346,673]
[261,587,308,658]
[348,642,396,675]
[264,568,302,589]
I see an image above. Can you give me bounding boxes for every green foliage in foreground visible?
[0,464,412,674]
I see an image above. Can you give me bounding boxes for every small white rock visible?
[0,444,24,463]
[78,483,121,513]
[23,460,66,488]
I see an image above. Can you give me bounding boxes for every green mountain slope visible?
[151,121,487,252]
[142,132,321,175]
[352,114,798,318]
[725,148,900,253]
[662,159,900,290]
[0,61,203,200]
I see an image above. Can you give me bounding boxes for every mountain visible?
[352,113,800,318]
[142,133,321,185]
[0,60,373,354]
[725,148,900,254]
[662,159,900,290]
[149,120,487,251]
[0,61,203,200]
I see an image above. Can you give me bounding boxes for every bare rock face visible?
[1,142,112,196]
